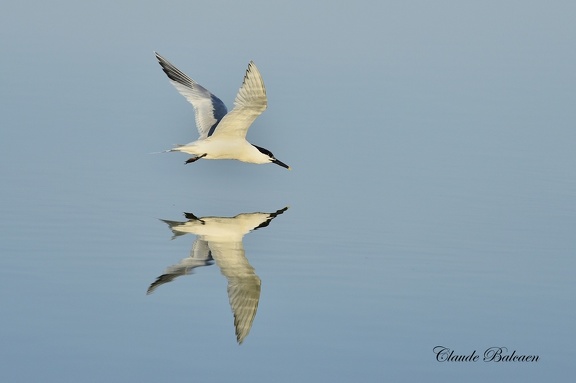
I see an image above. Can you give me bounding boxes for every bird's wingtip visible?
[248,60,258,70]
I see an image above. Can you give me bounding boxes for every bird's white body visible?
[149,207,288,343]
[155,52,290,169]
[163,211,277,241]
[173,136,271,164]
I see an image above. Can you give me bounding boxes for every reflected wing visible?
[147,239,213,295]
[211,61,267,138]
[155,52,228,138]
[190,238,212,260]
[227,275,261,344]
[209,241,261,344]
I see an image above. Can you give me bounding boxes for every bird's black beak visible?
[273,158,291,170]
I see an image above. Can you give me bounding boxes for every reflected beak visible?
[273,158,291,170]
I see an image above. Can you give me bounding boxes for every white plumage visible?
[155,52,290,169]
[148,207,288,344]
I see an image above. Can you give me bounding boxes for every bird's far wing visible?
[210,61,267,138]
[146,240,214,295]
[190,238,213,261]
[155,52,228,138]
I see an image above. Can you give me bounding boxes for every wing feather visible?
[211,61,267,138]
[155,52,227,138]
[209,241,261,344]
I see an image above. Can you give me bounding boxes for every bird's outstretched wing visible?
[209,241,261,344]
[155,52,228,138]
[227,275,261,344]
[211,61,267,138]
[146,240,214,295]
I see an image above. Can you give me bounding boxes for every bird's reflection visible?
[147,207,288,344]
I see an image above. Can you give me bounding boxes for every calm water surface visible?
[2,1,575,382]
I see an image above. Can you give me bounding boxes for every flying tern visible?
[155,52,290,169]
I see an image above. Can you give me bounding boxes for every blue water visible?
[1,1,575,381]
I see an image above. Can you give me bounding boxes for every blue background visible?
[1,1,575,381]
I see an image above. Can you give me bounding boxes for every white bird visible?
[148,207,289,344]
[155,52,290,169]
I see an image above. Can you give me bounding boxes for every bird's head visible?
[253,145,291,170]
